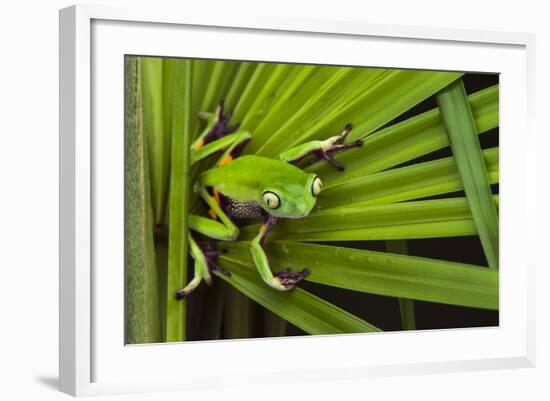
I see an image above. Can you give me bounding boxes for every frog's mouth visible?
[283,203,316,219]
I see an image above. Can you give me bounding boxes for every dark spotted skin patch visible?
[219,193,264,219]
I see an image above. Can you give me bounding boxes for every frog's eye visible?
[311,176,323,197]
[263,191,280,209]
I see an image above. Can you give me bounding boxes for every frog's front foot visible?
[272,268,310,291]
[312,123,363,171]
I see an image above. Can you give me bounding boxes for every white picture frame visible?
[59,3,536,397]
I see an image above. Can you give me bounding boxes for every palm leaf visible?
[130,58,499,341]
[217,257,381,334]
[220,241,498,310]
[309,85,498,184]
[436,79,499,269]
[252,69,462,158]
[248,66,386,155]
[238,196,499,241]
[224,62,258,111]
[141,57,170,224]
[317,148,498,210]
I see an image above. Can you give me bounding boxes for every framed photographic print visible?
[59,4,535,397]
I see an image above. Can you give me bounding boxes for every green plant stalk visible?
[217,258,381,334]
[124,56,161,344]
[165,59,192,341]
[220,241,498,310]
[160,58,175,223]
[385,240,416,331]
[436,79,499,269]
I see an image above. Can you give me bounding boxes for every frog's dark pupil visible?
[264,191,280,209]
[312,177,321,197]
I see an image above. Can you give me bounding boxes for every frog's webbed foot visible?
[273,268,311,290]
[204,249,231,278]
[279,123,363,171]
[309,123,363,171]
[196,101,241,147]
[175,238,230,300]
[250,215,311,291]
[199,242,230,276]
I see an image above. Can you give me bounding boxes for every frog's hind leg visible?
[215,131,251,167]
[278,123,363,171]
[175,185,241,299]
[191,130,252,166]
[250,215,310,291]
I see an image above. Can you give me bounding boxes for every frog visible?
[175,103,362,299]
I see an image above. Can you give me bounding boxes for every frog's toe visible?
[199,101,241,147]
[208,260,231,278]
[304,124,363,171]
[273,268,310,290]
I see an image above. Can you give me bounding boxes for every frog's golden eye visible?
[312,176,322,197]
[263,191,280,209]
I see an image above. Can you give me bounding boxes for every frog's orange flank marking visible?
[193,139,204,150]
[219,155,233,166]
[208,189,221,220]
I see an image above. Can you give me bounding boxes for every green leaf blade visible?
[309,84,499,184]
[436,79,499,269]
[142,57,170,223]
[238,197,498,241]
[220,241,499,310]
[386,240,416,331]
[218,258,381,335]
[316,147,498,210]
[257,69,462,159]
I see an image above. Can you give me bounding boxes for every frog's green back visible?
[200,155,311,202]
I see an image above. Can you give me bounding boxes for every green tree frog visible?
[176,103,362,299]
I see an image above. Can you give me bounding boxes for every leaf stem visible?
[165,59,193,341]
